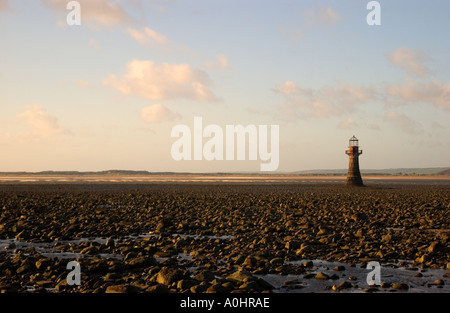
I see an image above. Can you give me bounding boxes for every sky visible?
[0,0,449,173]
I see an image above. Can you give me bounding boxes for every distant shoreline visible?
[0,173,449,184]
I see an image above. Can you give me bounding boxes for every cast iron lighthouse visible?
[345,135,363,186]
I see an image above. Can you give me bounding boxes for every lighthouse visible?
[345,135,364,186]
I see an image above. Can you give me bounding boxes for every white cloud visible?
[103,59,218,101]
[127,26,169,46]
[274,80,301,96]
[16,105,71,138]
[386,47,430,77]
[0,0,9,12]
[89,38,102,50]
[338,117,358,130]
[76,80,95,89]
[205,54,231,70]
[280,6,341,43]
[274,81,376,118]
[384,111,423,135]
[385,78,450,110]
[306,6,342,26]
[41,0,137,28]
[140,104,181,123]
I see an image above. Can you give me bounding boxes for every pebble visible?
[392,283,409,291]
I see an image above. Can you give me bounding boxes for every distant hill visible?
[436,168,450,175]
[290,167,450,175]
[0,167,449,176]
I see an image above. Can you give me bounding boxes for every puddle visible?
[260,259,450,293]
[144,233,234,240]
[0,238,121,259]
[0,232,233,260]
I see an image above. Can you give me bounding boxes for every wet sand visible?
[0,179,449,293]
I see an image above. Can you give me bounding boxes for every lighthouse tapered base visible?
[346,176,364,186]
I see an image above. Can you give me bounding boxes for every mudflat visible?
[0,181,449,293]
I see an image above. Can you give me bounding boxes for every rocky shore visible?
[0,183,448,293]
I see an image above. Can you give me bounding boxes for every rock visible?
[105,284,139,293]
[285,241,300,250]
[156,267,186,286]
[242,256,258,267]
[284,278,299,285]
[190,284,209,293]
[352,212,368,221]
[155,221,165,233]
[35,280,53,288]
[427,242,442,254]
[332,281,352,291]
[226,270,255,283]
[177,279,198,290]
[348,276,357,281]
[269,257,284,265]
[126,256,157,268]
[333,265,345,271]
[296,246,313,255]
[206,284,228,293]
[105,239,115,248]
[80,246,99,255]
[315,272,329,280]
[416,254,428,264]
[193,270,215,282]
[221,281,235,291]
[16,265,31,275]
[146,284,170,293]
[303,273,315,279]
[434,279,444,286]
[380,282,391,288]
[104,272,122,282]
[381,233,392,243]
[239,281,260,291]
[414,273,423,278]
[392,283,409,290]
[256,278,274,290]
[35,258,51,270]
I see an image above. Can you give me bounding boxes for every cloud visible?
[274,81,376,118]
[0,0,9,12]
[386,47,430,77]
[280,6,341,43]
[306,6,342,26]
[385,78,450,110]
[127,26,169,46]
[103,59,218,101]
[41,0,137,28]
[205,54,231,70]
[384,111,423,135]
[274,80,301,96]
[89,38,102,50]
[140,104,181,123]
[16,105,71,138]
[338,117,358,130]
[76,80,95,89]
